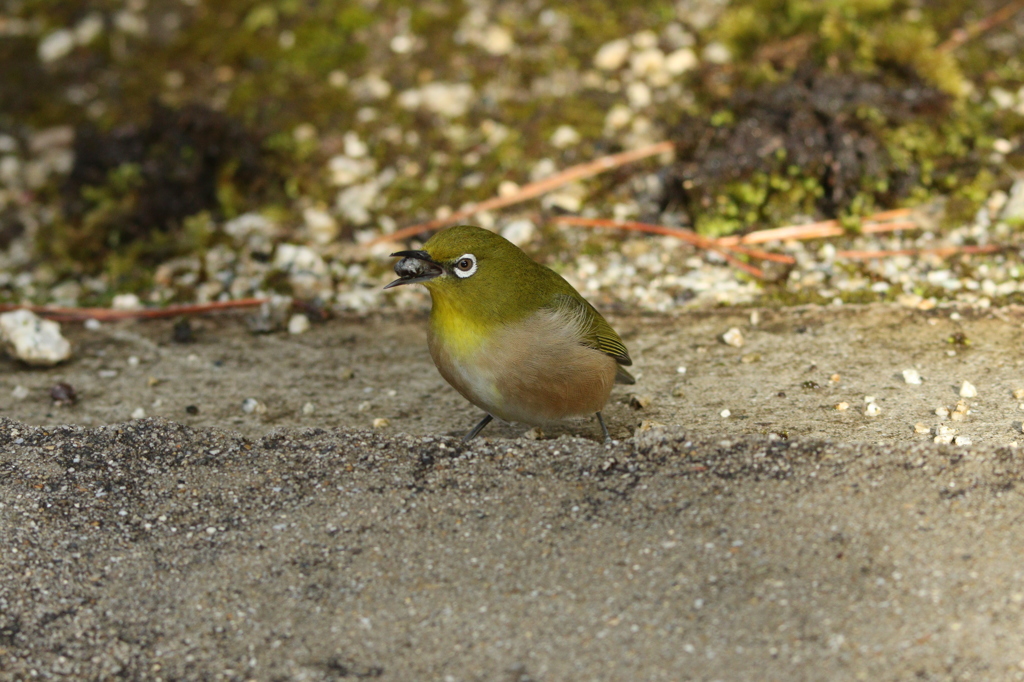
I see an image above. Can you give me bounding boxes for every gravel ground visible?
[3,303,1024,681]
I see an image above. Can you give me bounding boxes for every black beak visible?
[383,250,444,289]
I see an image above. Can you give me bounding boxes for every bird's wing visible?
[548,293,632,367]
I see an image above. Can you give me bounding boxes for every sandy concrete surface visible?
[2,304,1024,680]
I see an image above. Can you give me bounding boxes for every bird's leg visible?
[596,411,611,443]
[463,414,494,441]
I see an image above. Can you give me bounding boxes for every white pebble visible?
[913,423,930,434]
[288,314,310,335]
[0,309,72,366]
[241,398,266,414]
[11,385,29,400]
[127,355,140,367]
[864,396,876,404]
[302,402,316,415]
[954,436,972,446]
[84,318,102,330]
[626,81,652,108]
[676,366,687,374]
[664,47,697,74]
[902,369,922,385]
[38,29,76,63]
[959,380,977,398]
[131,407,146,420]
[550,124,581,149]
[721,327,744,348]
[111,293,142,310]
[372,417,390,429]
[701,42,731,64]
[720,409,731,418]
[500,219,536,246]
[864,403,881,417]
[594,38,630,70]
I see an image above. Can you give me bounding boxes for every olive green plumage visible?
[385,225,634,441]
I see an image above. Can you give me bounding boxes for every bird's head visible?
[384,225,537,307]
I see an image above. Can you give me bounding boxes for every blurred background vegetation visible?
[0,0,1022,302]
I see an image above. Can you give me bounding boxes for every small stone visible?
[339,367,355,380]
[1013,388,1024,401]
[479,25,513,55]
[372,417,390,429]
[38,29,76,63]
[111,293,142,310]
[523,427,544,440]
[303,207,339,244]
[902,369,923,385]
[954,436,972,447]
[635,420,666,434]
[357,400,372,413]
[671,385,686,398]
[720,409,731,418]
[626,81,651,108]
[131,407,146,420]
[0,309,72,366]
[864,403,881,417]
[500,219,536,246]
[185,405,199,415]
[629,394,652,410]
[550,125,581,149]
[287,314,310,335]
[11,385,29,400]
[934,425,956,444]
[829,374,841,383]
[914,423,930,434]
[721,327,744,348]
[864,396,876,404]
[630,48,665,78]
[241,398,266,415]
[50,382,77,405]
[98,369,117,379]
[835,402,850,411]
[594,38,630,70]
[740,353,761,364]
[664,47,698,74]
[701,41,732,64]
[676,366,687,375]
[959,380,977,398]
[84,319,102,331]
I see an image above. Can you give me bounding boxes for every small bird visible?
[384,224,634,442]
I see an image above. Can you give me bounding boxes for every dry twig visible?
[938,0,1024,52]
[553,216,766,279]
[369,141,676,246]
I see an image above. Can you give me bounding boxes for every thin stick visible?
[369,140,676,246]
[0,297,270,322]
[835,244,1001,260]
[553,216,765,279]
[938,0,1024,52]
[717,210,916,246]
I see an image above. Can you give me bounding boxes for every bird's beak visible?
[383,250,444,289]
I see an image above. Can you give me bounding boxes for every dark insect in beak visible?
[383,250,444,289]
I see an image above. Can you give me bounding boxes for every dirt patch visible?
[2,304,1024,679]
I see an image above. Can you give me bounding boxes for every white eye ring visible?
[453,253,477,279]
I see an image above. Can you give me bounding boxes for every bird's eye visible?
[453,253,477,279]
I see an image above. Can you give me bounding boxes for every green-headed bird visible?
[384,225,634,441]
